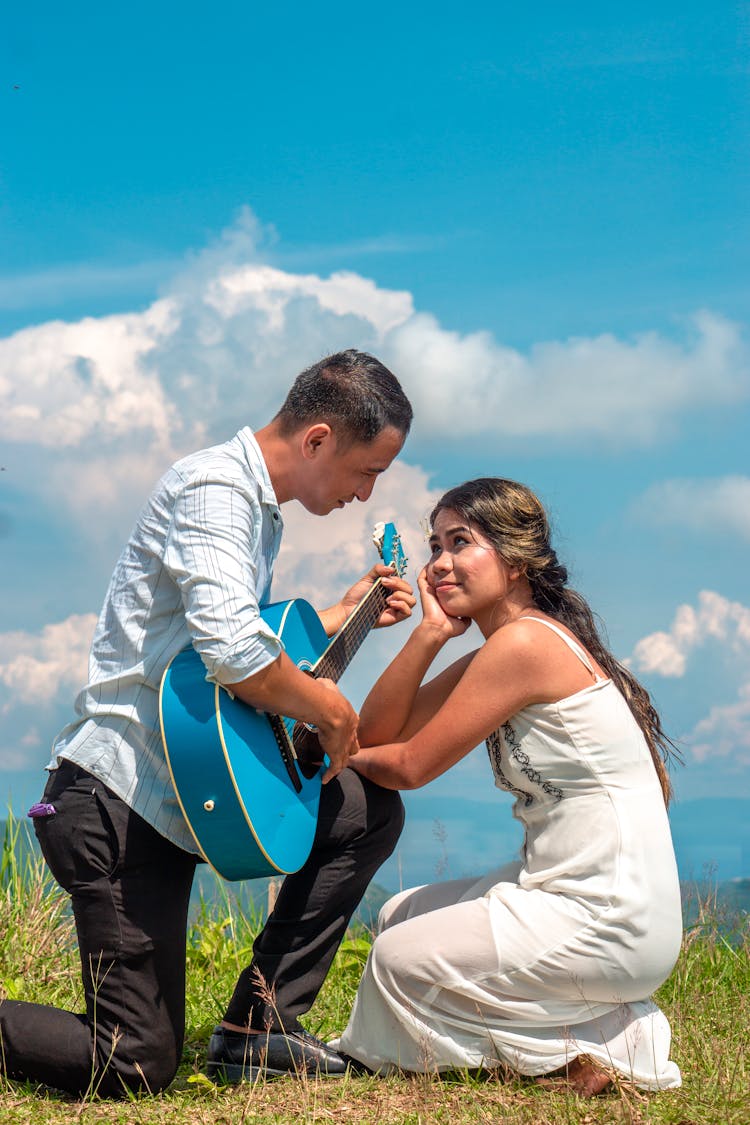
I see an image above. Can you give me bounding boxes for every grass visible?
[1,815,748,1124]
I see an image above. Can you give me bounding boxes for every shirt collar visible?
[235,427,280,510]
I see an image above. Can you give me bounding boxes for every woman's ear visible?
[508,563,527,582]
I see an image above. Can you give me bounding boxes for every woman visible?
[338,478,682,1094]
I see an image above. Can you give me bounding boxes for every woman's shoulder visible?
[489,613,562,652]
[484,614,606,700]
[504,614,602,668]
[479,616,557,680]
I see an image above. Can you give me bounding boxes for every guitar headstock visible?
[372,521,407,578]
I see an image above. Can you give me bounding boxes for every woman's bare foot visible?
[537,1054,613,1097]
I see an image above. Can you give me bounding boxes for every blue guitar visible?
[159,522,407,881]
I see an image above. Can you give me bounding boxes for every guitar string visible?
[310,538,406,683]
[315,585,387,679]
[286,535,405,754]
[289,580,389,751]
[270,578,393,758]
[290,583,387,745]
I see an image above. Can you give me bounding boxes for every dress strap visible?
[517,616,603,681]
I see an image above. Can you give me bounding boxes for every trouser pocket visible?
[34,762,122,892]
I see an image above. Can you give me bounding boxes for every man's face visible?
[299,425,405,516]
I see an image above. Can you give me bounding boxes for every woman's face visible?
[426,507,516,624]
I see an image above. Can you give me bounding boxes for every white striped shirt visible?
[49,427,284,852]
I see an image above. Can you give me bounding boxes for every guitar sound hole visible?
[292,723,324,779]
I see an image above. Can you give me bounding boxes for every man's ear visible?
[300,423,333,460]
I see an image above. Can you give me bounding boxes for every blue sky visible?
[2,2,749,888]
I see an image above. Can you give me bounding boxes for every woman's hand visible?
[417,566,471,641]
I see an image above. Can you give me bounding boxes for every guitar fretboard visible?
[312,580,388,683]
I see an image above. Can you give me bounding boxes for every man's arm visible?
[164,478,358,780]
[226,652,359,782]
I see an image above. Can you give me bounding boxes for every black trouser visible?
[0,760,403,1097]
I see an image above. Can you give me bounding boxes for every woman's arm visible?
[358,567,474,746]
[351,621,544,789]
[357,625,475,746]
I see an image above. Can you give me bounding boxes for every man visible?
[0,350,415,1097]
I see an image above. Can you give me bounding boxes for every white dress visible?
[339,618,683,1089]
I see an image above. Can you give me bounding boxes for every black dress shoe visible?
[206,1025,349,1082]
[337,1051,375,1075]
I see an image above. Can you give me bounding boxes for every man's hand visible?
[319,564,416,636]
[314,677,360,783]
[227,655,360,784]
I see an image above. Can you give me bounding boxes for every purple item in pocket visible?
[27,802,56,818]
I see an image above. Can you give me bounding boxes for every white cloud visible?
[632,476,750,541]
[630,591,750,767]
[630,590,750,677]
[384,307,748,442]
[2,212,748,548]
[0,614,98,771]
[207,264,413,335]
[3,211,748,801]
[690,682,750,765]
[0,301,178,449]
[2,217,747,644]
[0,614,97,709]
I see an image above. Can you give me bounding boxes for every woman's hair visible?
[431,477,679,805]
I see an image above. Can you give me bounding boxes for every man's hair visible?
[274,350,413,445]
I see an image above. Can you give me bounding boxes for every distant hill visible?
[4,797,749,928]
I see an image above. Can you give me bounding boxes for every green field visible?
[1,817,748,1124]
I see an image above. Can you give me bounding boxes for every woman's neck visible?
[476,580,536,639]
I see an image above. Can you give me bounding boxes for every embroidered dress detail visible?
[485,728,534,806]
[503,721,564,804]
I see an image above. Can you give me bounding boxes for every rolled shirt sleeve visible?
[164,476,283,685]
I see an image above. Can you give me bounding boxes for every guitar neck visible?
[312,580,388,683]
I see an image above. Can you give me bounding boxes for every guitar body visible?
[159,521,406,882]
[160,598,328,881]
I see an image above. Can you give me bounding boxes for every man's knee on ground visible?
[94,1037,181,1098]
